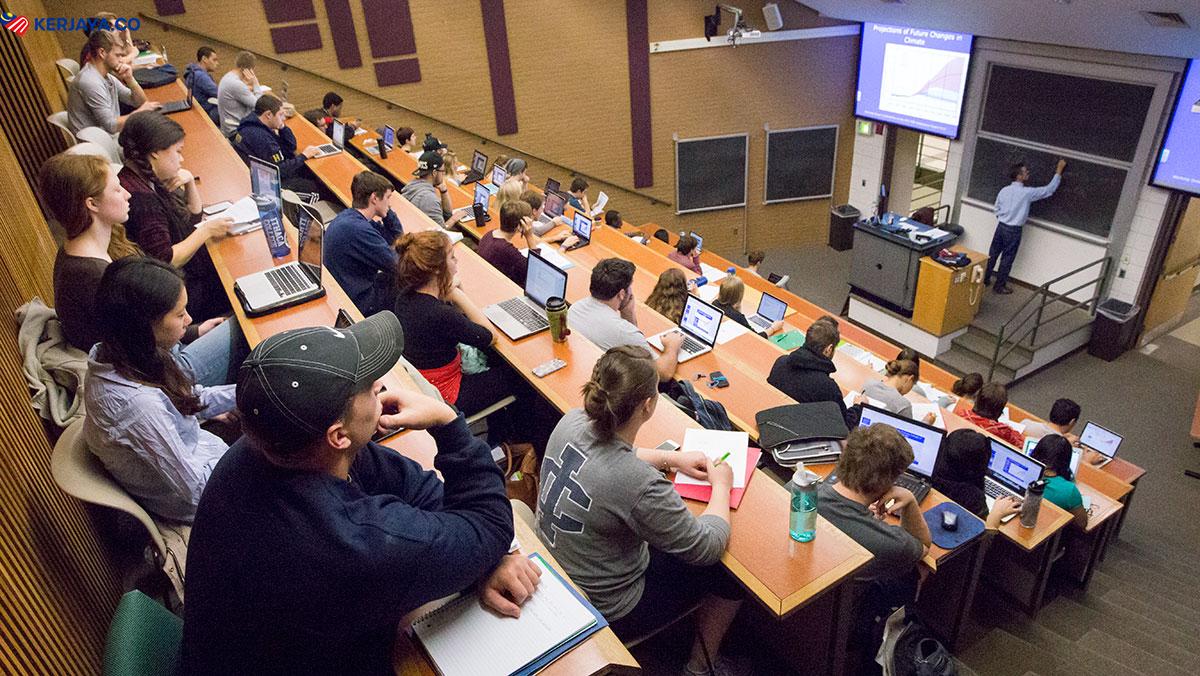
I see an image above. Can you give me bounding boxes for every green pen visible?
[714,451,731,466]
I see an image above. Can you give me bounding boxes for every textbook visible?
[411,553,606,676]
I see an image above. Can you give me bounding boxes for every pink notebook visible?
[673,448,761,510]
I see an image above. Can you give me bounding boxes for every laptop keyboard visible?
[316,144,337,155]
[265,265,314,298]
[895,474,930,503]
[680,334,706,354]
[499,298,548,332]
[983,478,1010,500]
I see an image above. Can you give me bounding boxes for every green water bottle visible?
[789,463,818,542]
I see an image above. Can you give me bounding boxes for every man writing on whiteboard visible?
[985,158,1067,294]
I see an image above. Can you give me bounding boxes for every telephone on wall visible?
[968,264,984,306]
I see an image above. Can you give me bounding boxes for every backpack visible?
[665,378,732,431]
[877,608,959,676]
[133,64,178,88]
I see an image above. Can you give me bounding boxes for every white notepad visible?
[675,428,749,488]
[910,402,947,429]
[412,554,596,676]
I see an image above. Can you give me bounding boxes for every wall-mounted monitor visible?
[854,22,974,139]
[1151,60,1200,196]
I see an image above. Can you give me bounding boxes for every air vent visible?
[1140,11,1189,28]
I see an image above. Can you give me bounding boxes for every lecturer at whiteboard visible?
[985,158,1067,294]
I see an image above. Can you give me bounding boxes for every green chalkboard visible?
[966,137,1126,238]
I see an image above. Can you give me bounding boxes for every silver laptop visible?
[690,231,703,253]
[483,249,568,340]
[233,205,326,316]
[1078,421,1122,468]
[985,439,1046,520]
[538,191,567,225]
[484,164,507,194]
[310,119,344,158]
[648,294,724,363]
[460,182,492,223]
[1023,437,1081,476]
[747,291,787,333]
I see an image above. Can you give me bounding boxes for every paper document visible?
[698,262,727,282]
[715,318,749,345]
[696,284,719,303]
[843,391,887,410]
[205,195,259,224]
[412,554,597,676]
[676,429,749,488]
[133,53,160,66]
[589,191,609,217]
[519,244,574,270]
[911,402,946,429]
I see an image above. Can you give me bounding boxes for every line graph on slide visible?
[878,42,970,127]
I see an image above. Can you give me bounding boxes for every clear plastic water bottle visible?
[255,194,291,259]
[789,463,818,542]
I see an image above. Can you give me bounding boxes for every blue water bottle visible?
[789,463,818,542]
[255,194,291,258]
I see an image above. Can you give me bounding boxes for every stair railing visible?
[987,256,1111,380]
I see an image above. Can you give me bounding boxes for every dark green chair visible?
[102,590,182,676]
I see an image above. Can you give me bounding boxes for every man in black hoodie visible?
[767,315,859,428]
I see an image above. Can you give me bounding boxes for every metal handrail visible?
[988,256,1111,380]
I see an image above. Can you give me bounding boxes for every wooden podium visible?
[911,247,988,336]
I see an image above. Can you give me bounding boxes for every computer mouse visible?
[942,510,958,531]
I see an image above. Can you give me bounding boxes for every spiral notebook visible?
[411,553,606,676]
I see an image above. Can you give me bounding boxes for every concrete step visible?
[1076,628,1193,676]
[955,627,1044,676]
[1088,557,1200,612]
[952,326,1034,370]
[936,345,1016,383]
[1041,593,1200,669]
[1061,582,1200,654]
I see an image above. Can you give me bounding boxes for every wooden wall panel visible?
[45,0,857,255]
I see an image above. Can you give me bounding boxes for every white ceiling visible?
[798,1,1199,60]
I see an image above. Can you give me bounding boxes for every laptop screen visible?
[297,216,323,281]
[690,231,703,252]
[857,403,944,478]
[572,212,592,240]
[331,120,345,149]
[545,177,561,195]
[988,439,1045,494]
[544,191,566,218]
[471,150,487,174]
[524,250,567,308]
[473,183,491,211]
[1079,422,1122,457]
[491,164,507,186]
[679,295,723,346]
[382,125,395,150]
[756,292,787,321]
[249,156,281,211]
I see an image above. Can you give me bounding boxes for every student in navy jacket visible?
[181,313,541,676]
[325,171,404,314]
[183,46,220,124]
[232,93,320,193]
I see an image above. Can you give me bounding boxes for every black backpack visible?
[132,64,179,88]
[664,379,732,431]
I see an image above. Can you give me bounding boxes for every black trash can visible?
[829,204,860,252]
[1088,299,1139,362]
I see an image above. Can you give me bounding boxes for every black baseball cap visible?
[237,311,404,444]
[414,151,444,176]
[422,133,447,151]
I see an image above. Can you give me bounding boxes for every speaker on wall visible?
[762,3,783,31]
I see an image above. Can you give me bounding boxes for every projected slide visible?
[1151,60,1200,196]
[856,22,974,138]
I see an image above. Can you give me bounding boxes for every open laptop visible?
[1023,437,1082,477]
[483,249,569,340]
[563,211,593,251]
[545,177,562,197]
[690,231,704,253]
[857,403,945,503]
[310,119,344,159]
[159,76,194,114]
[461,182,492,224]
[747,291,787,333]
[538,191,567,225]
[459,150,488,186]
[233,193,327,316]
[985,439,1046,517]
[1078,421,1122,468]
[485,163,507,194]
[648,294,724,363]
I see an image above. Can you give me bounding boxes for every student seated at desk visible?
[504,158,531,192]
[302,91,358,134]
[566,176,591,214]
[183,46,220,124]
[493,178,524,216]
[536,346,743,676]
[862,359,933,423]
[118,111,234,324]
[1030,435,1089,528]
[83,258,236,523]
[520,190,569,241]
[959,382,1025,448]
[1021,398,1081,445]
[422,132,448,156]
[217,51,266,136]
[668,234,703,274]
[570,258,683,382]
[67,29,157,135]
[393,231,508,416]
[646,269,688,324]
[399,152,469,230]
[395,126,416,156]
[181,314,536,675]
[233,94,322,194]
[604,209,622,229]
[768,316,859,428]
[44,153,244,384]
[325,170,404,315]
[712,276,783,338]
[478,201,540,285]
[746,250,765,277]
[931,429,993,519]
[951,372,983,416]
